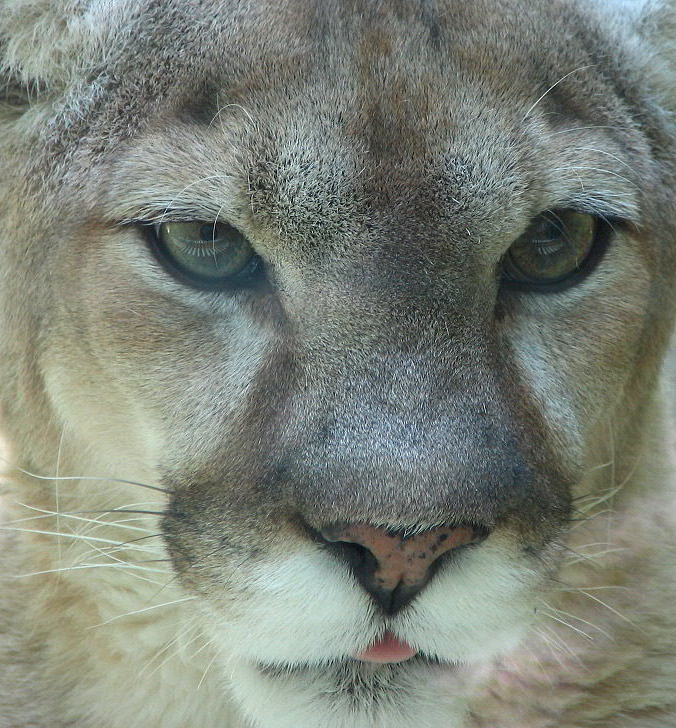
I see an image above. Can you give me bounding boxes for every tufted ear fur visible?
[645,1,676,110]
[0,0,131,101]
[587,0,676,110]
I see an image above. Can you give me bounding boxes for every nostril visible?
[315,522,488,613]
[322,537,378,576]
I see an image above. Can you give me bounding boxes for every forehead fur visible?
[0,1,672,163]
[1,0,675,101]
[1,0,675,228]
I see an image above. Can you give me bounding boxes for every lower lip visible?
[354,631,419,664]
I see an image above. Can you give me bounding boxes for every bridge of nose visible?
[277,373,528,531]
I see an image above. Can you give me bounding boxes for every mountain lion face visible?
[2,1,676,727]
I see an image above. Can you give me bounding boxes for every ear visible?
[643,1,676,110]
[589,0,676,111]
[0,0,129,99]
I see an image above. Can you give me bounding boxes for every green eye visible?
[151,221,258,288]
[502,210,604,289]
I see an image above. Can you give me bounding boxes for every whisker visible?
[568,508,618,532]
[55,428,65,561]
[13,503,156,534]
[83,534,166,559]
[141,619,204,677]
[1,525,153,547]
[145,626,197,672]
[572,485,624,513]
[70,509,166,517]
[208,100,255,128]
[197,651,220,691]
[550,165,641,192]
[560,543,625,567]
[534,627,574,670]
[575,590,642,631]
[548,125,615,136]
[14,563,172,578]
[88,595,197,628]
[158,175,233,224]
[539,608,595,642]
[552,585,631,593]
[536,623,585,667]
[539,601,612,640]
[582,459,614,477]
[74,531,164,562]
[88,545,159,560]
[522,65,596,121]
[0,459,169,494]
[572,146,636,173]
[119,533,166,546]
[189,634,216,661]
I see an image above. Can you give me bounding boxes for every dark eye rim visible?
[141,222,265,292]
[501,212,615,294]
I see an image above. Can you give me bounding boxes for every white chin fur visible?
[203,535,538,727]
[229,658,470,728]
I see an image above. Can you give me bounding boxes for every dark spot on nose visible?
[316,522,488,613]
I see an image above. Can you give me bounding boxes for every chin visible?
[191,533,540,728]
[228,656,472,728]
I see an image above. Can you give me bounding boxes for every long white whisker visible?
[537,623,585,667]
[13,502,156,534]
[55,428,65,560]
[584,459,614,475]
[209,100,255,128]
[0,459,168,494]
[75,531,163,565]
[573,146,635,173]
[88,596,197,628]
[550,165,641,192]
[534,627,574,670]
[142,620,205,679]
[568,509,618,532]
[539,608,595,642]
[1,526,150,547]
[576,590,642,631]
[548,125,615,136]
[522,65,596,121]
[553,585,631,593]
[159,175,232,224]
[197,651,220,691]
[539,602,612,640]
[14,563,171,578]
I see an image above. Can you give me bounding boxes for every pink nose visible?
[320,523,486,613]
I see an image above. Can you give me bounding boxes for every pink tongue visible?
[354,631,418,664]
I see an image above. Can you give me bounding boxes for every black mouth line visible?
[256,652,455,678]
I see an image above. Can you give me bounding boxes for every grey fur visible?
[1,1,676,727]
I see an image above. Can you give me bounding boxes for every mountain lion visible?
[2,1,676,726]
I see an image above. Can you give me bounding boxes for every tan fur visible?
[2,1,676,726]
